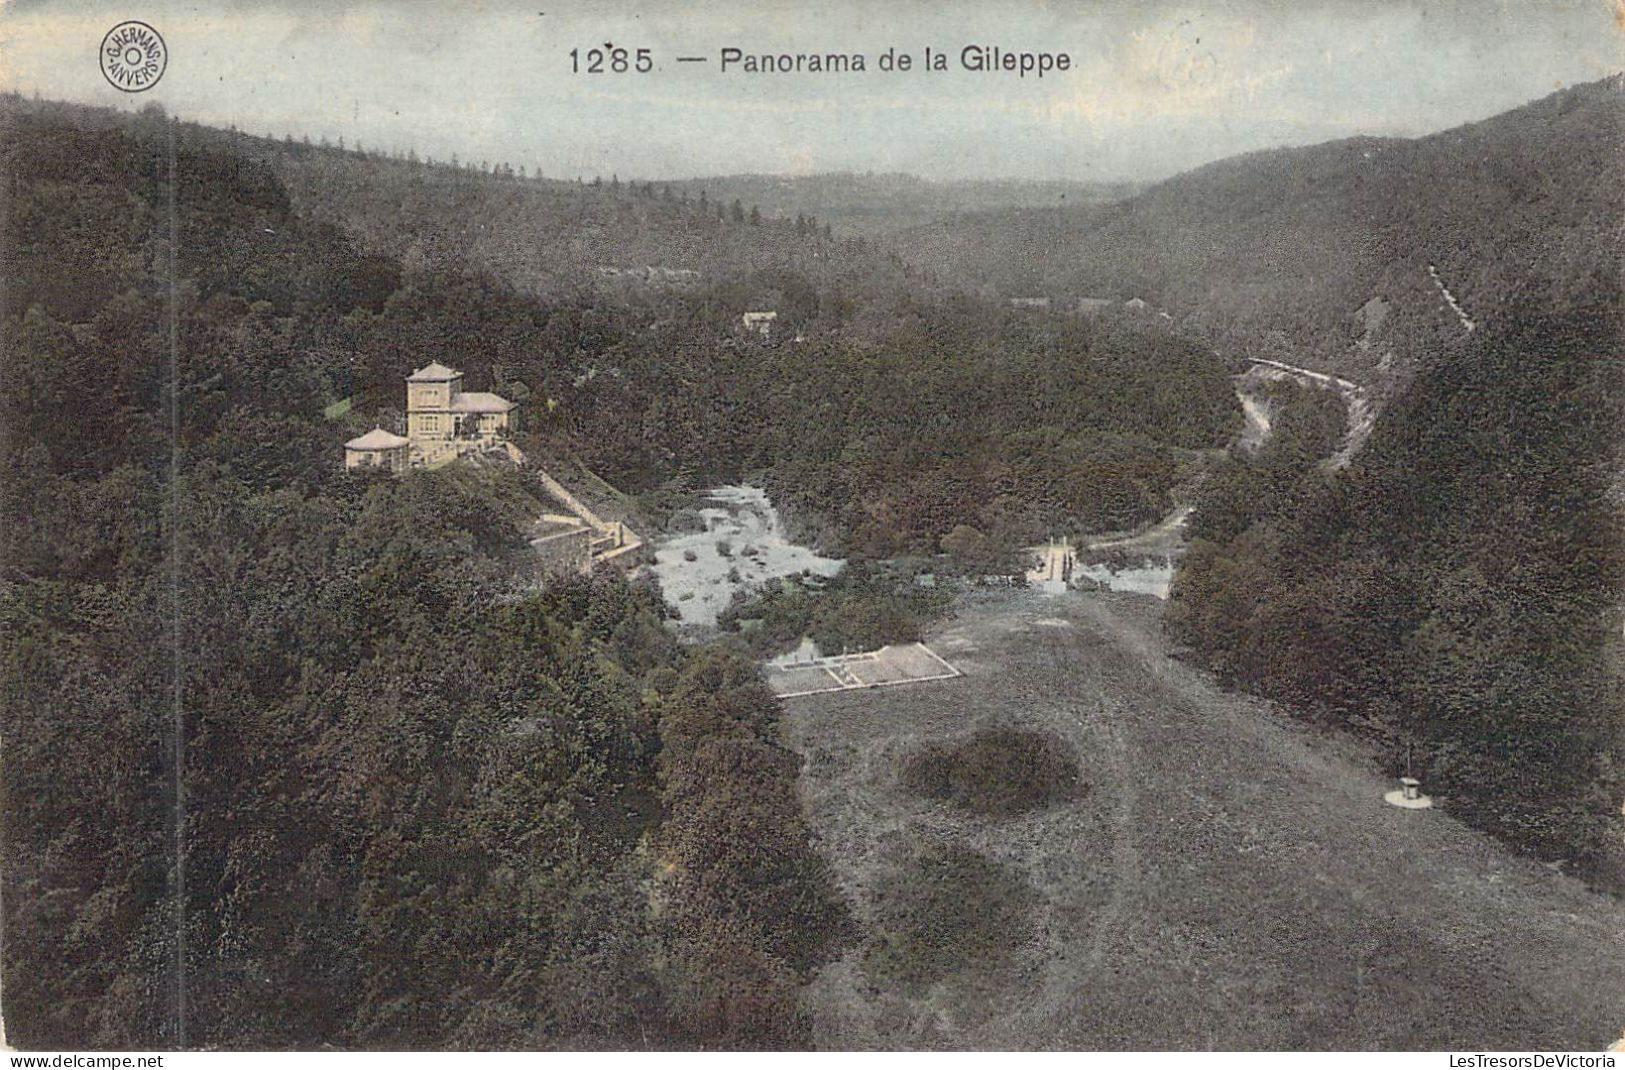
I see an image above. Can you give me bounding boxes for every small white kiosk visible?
[1384,776,1434,810]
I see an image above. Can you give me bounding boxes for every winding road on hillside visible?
[1242,356,1375,468]
[787,590,1625,1050]
[1069,354,1372,561]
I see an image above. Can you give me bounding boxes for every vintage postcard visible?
[0,0,1622,1057]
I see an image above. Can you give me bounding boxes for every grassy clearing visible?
[862,843,1038,994]
[785,592,1625,1048]
[900,728,1085,816]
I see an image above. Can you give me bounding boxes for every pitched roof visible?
[407,361,462,382]
[450,391,516,414]
[345,427,410,450]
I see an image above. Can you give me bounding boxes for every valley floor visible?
[784,589,1625,1050]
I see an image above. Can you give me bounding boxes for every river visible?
[650,485,844,628]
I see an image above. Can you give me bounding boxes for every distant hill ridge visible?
[658,171,1141,236]
[0,93,920,303]
[885,74,1625,383]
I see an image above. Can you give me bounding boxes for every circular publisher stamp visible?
[100,21,167,92]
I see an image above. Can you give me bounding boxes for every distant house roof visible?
[450,391,516,414]
[346,427,410,450]
[407,362,462,382]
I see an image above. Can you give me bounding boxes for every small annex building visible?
[344,427,411,471]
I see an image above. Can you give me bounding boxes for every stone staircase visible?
[501,442,644,566]
[533,468,609,530]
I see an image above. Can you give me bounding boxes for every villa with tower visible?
[345,362,518,471]
[343,362,641,575]
[404,361,517,449]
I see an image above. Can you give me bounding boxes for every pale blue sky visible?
[1,0,1619,181]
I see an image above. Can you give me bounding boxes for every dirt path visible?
[1245,357,1376,468]
[1237,392,1274,451]
[1084,505,1193,554]
[785,590,1625,1050]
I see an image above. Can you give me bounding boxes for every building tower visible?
[404,362,517,447]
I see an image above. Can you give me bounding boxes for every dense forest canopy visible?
[876,75,1625,879]
[0,101,859,1049]
[2,70,1622,1052]
[0,95,1227,1048]
[656,172,1140,237]
[1170,300,1625,873]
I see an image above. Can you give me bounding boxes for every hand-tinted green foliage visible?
[899,729,1085,817]
[1170,302,1625,879]
[0,102,853,1049]
[658,172,1138,238]
[33,101,1241,558]
[651,650,855,1048]
[1185,380,1346,546]
[729,313,1235,557]
[3,97,1239,568]
[716,563,954,658]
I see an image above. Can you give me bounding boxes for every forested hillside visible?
[866,77,1625,880]
[1153,77,1625,880]
[266,148,913,304]
[528,303,1237,557]
[1171,298,1625,876]
[3,96,923,307]
[0,100,854,1049]
[890,76,1625,381]
[0,96,1236,553]
[7,69,1618,1052]
[0,96,1236,1047]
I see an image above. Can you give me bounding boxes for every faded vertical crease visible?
[166,115,187,1051]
